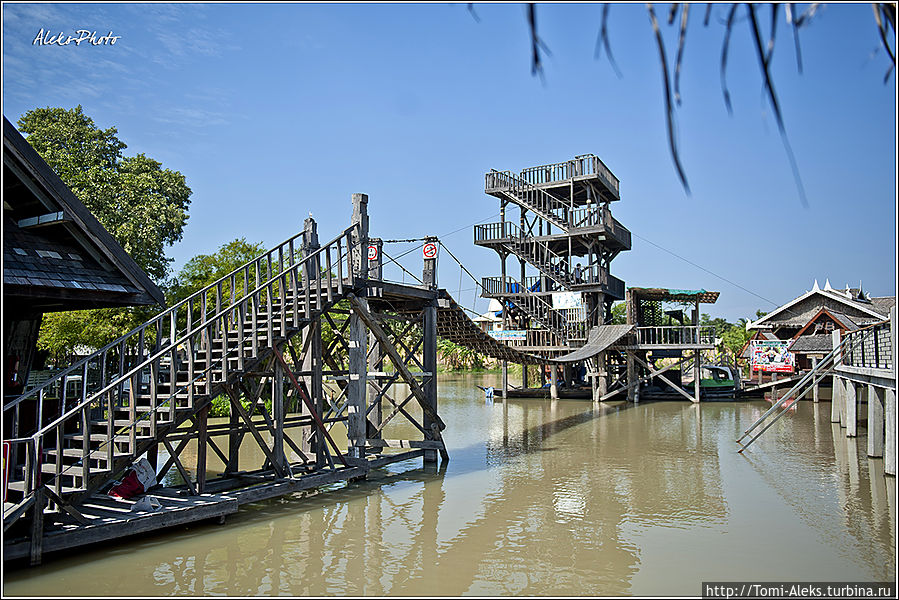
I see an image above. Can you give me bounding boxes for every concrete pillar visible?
[867,384,885,458]
[831,330,842,423]
[845,381,857,436]
[831,376,842,423]
[812,356,820,403]
[550,364,559,400]
[521,363,528,390]
[886,388,896,476]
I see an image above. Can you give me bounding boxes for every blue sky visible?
[3,3,896,321]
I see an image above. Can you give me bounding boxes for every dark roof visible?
[751,289,891,330]
[3,116,165,313]
[628,287,720,304]
[788,335,834,354]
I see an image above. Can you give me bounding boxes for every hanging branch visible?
[595,3,623,78]
[873,3,896,82]
[765,3,780,64]
[527,4,552,81]
[785,4,804,73]
[720,3,738,115]
[648,2,690,194]
[746,3,809,208]
[674,4,690,105]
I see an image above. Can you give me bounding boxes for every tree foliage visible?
[166,237,267,305]
[17,106,191,281]
[23,106,193,361]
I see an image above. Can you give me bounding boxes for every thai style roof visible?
[748,286,892,331]
[3,116,165,313]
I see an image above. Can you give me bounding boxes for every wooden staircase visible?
[3,223,360,527]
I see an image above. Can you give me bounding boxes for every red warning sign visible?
[422,242,438,259]
[367,245,378,261]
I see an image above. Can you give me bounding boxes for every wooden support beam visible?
[693,349,701,403]
[632,354,697,403]
[423,301,446,462]
[30,488,44,566]
[348,295,445,431]
[162,439,198,496]
[271,346,348,467]
[224,385,288,478]
[347,297,369,460]
[272,359,286,472]
[196,404,209,493]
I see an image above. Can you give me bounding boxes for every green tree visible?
[17,106,191,281]
[721,318,754,358]
[609,302,627,325]
[166,238,266,305]
[25,107,193,361]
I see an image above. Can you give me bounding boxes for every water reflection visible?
[3,373,894,596]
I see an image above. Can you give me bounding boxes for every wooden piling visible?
[423,301,438,464]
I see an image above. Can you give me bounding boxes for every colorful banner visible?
[751,340,795,373]
[551,292,584,309]
[489,329,527,341]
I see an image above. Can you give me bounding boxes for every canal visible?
[3,372,895,595]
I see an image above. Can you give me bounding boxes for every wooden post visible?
[368,237,383,281]
[423,301,438,464]
[693,349,701,403]
[351,193,369,281]
[196,404,209,493]
[422,235,437,289]
[521,363,528,390]
[501,361,508,399]
[367,330,382,444]
[626,352,635,402]
[868,384,885,458]
[273,357,286,471]
[550,364,559,400]
[845,381,857,436]
[831,330,842,423]
[226,398,241,474]
[347,298,368,461]
[29,488,44,566]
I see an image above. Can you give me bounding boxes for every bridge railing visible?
[634,326,715,346]
[473,221,520,243]
[843,322,893,370]
[4,223,359,507]
[481,276,544,296]
[517,154,620,196]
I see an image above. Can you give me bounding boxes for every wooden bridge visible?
[3,192,542,564]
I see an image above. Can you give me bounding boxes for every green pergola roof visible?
[628,287,720,304]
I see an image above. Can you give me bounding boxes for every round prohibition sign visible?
[422,242,438,259]
[367,245,378,261]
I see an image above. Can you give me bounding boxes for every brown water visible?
[3,372,895,596]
